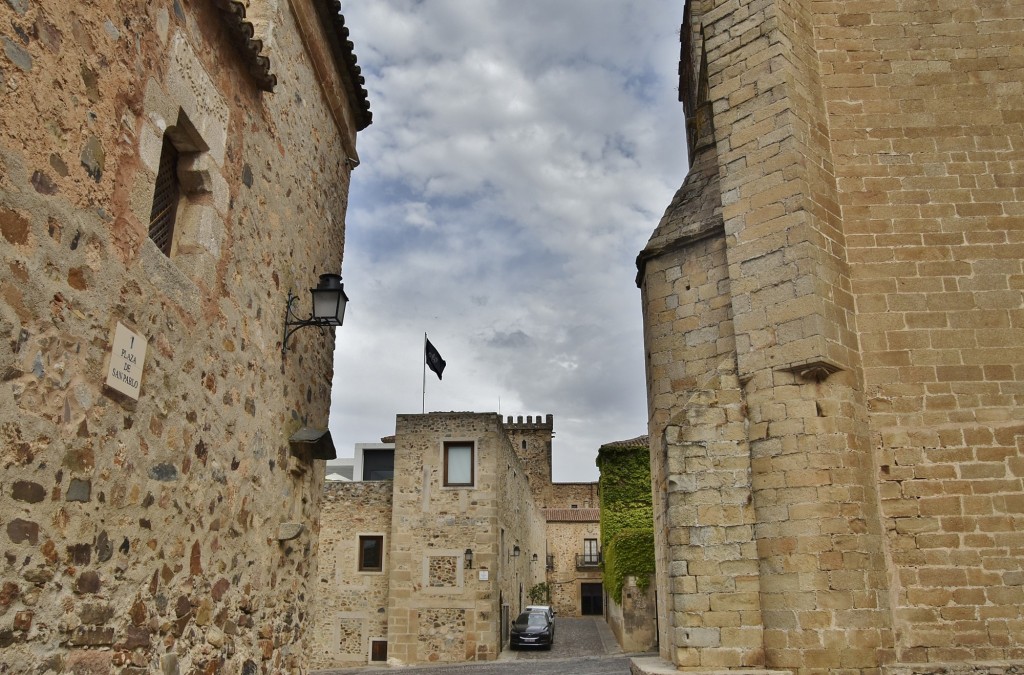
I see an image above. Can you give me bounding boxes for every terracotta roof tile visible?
[213,0,373,130]
[543,508,600,522]
[214,0,277,92]
[598,435,649,450]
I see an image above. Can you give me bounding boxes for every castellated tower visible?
[504,414,555,504]
[637,1,1024,674]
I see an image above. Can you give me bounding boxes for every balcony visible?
[546,554,555,571]
[575,552,602,569]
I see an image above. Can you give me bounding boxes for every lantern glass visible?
[310,274,348,325]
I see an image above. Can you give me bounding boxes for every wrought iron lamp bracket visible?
[282,290,330,354]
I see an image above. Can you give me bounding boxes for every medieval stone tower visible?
[637,1,1023,674]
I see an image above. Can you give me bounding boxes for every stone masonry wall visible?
[0,0,362,672]
[607,576,657,654]
[309,481,392,669]
[503,415,599,509]
[813,1,1024,665]
[544,520,601,617]
[384,413,543,665]
[639,1,1024,673]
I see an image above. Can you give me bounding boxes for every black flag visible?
[425,338,446,380]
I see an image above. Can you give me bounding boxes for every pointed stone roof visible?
[635,101,722,286]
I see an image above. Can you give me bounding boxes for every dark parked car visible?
[510,610,554,649]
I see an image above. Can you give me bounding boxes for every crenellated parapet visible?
[502,413,554,430]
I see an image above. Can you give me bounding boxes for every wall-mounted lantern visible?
[508,544,520,561]
[282,273,349,354]
[530,553,539,564]
[465,548,474,569]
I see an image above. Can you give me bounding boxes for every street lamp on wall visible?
[465,548,474,569]
[282,273,349,354]
[508,544,520,561]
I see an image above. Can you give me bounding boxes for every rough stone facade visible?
[0,0,369,672]
[607,576,658,655]
[543,514,602,617]
[309,481,392,667]
[637,1,1023,674]
[504,415,599,509]
[311,413,547,667]
[311,412,611,666]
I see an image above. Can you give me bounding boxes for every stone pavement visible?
[312,617,638,674]
[507,616,622,662]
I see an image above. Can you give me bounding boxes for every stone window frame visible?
[137,31,230,288]
[145,112,213,259]
[441,440,476,488]
[421,548,466,593]
[357,533,385,573]
[368,637,387,662]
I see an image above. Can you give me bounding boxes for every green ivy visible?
[597,443,655,602]
[603,529,656,600]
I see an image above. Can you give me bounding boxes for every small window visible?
[444,442,474,487]
[358,535,384,572]
[148,135,180,256]
[521,440,526,449]
[370,639,387,662]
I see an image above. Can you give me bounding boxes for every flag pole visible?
[422,332,427,414]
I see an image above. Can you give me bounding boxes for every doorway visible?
[581,582,603,615]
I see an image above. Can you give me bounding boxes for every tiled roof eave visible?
[543,508,601,523]
[599,435,649,450]
[315,0,373,130]
[214,0,278,92]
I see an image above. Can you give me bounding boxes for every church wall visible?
[0,1,364,671]
[813,2,1024,665]
[639,1,1023,673]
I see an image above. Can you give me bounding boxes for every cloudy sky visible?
[328,1,688,482]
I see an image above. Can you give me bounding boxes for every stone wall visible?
[607,576,657,654]
[544,519,601,617]
[309,481,392,668]
[0,0,366,672]
[637,1,1024,673]
[549,483,600,510]
[504,415,599,509]
[383,413,544,665]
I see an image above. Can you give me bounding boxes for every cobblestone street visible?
[312,617,643,675]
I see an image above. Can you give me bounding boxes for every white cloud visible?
[330,1,688,481]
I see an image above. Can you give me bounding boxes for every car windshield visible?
[523,613,547,627]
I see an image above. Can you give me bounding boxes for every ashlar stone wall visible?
[0,0,367,672]
[638,1,1024,674]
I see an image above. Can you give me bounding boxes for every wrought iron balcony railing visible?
[575,552,602,569]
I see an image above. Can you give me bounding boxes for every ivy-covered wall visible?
[597,439,655,602]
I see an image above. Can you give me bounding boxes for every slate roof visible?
[214,0,372,130]
[543,508,600,523]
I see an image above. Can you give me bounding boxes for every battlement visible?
[503,413,554,430]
